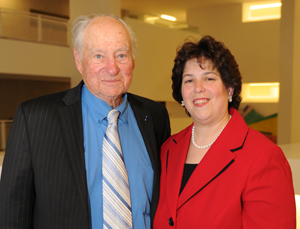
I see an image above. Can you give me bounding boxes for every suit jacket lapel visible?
[127,94,157,167]
[58,81,89,221]
[127,93,169,223]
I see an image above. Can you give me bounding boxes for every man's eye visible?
[95,54,102,59]
[116,53,129,63]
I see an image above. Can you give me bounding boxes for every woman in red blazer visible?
[153,36,296,228]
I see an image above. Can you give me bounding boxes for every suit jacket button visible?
[169,217,174,226]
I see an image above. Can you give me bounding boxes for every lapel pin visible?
[144,116,148,121]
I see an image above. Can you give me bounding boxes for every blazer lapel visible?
[58,81,89,221]
[177,109,248,209]
[177,143,235,209]
[165,126,191,220]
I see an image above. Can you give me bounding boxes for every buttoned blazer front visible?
[0,81,171,229]
[154,109,296,229]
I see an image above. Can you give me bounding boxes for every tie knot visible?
[107,109,120,125]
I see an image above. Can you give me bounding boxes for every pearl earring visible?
[229,96,232,102]
[181,101,185,107]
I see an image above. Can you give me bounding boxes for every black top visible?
[180,163,198,194]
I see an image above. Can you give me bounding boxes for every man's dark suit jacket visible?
[0,81,171,229]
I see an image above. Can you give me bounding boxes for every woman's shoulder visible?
[244,128,287,162]
[247,128,279,148]
[161,124,192,149]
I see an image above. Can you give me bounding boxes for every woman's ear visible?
[228,87,234,97]
[228,87,234,102]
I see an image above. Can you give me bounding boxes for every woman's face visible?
[181,58,233,125]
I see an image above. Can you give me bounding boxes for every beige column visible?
[278,0,300,144]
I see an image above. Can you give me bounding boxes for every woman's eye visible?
[185,79,193,83]
[206,77,215,81]
[119,54,125,58]
[95,54,102,59]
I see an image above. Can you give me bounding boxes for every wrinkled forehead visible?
[83,17,131,47]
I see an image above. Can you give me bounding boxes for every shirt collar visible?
[81,84,129,126]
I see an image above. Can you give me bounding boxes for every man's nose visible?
[105,57,120,76]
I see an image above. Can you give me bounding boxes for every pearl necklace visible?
[191,115,232,149]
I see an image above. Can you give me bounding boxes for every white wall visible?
[0,0,69,17]
[187,3,280,84]
[125,18,199,102]
[0,39,72,78]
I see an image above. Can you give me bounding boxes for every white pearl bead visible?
[191,115,231,149]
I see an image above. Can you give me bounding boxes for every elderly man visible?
[0,14,170,229]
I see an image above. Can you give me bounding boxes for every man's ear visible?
[74,48,82,74]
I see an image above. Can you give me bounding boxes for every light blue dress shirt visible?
[81,85,153,229]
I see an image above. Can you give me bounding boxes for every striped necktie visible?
[102,109,133,229]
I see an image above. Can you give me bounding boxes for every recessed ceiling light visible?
[160,14,176,21]
[250,3,282,10]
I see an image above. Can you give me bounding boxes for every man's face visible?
[74,17,134,107]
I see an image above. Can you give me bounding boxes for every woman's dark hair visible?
[172,35,242,115]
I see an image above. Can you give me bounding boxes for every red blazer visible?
[154,109,296,229]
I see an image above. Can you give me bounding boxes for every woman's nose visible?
[194,80,205,93]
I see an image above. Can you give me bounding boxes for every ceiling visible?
[121,0,271,22]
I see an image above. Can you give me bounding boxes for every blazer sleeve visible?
[0,103,35,228]
[242,144,296,229]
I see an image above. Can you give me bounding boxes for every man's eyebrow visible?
[115,47,130,52]
[90,48,103,53]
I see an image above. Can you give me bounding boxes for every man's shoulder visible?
[21,82,82,108]
[21,88,69,107]
[127,93,166,110]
